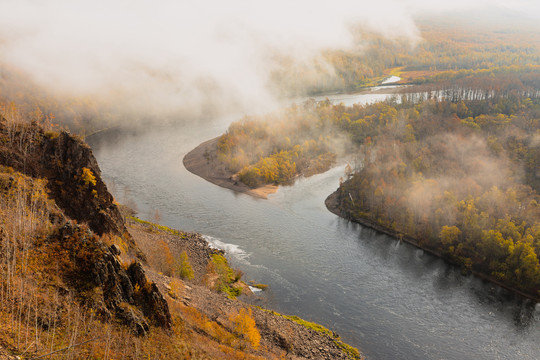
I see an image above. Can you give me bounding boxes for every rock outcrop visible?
[0,119,142,259]
[41,205,172,335]
[0,119,170,333]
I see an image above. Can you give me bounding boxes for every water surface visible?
[90,92,540,360]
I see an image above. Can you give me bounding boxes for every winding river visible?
[89,89,540,360]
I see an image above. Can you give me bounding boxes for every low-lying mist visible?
[0,0,414,123]
[1,0,537,129]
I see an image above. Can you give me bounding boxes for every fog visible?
[0,0,537,123]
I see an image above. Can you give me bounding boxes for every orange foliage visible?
[231,308,261,350]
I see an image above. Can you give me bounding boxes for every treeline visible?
[406,65,540,89]
[271,18,540,95]
[0,64,111,135]
[332,77,540,296]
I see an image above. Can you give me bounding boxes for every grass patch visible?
[387,66,405,77]
[282,315,332,336]
[219,283,242,299]
[249,283,268,291]
[128,216,188,239]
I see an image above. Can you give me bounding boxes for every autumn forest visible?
[214,37,540,298]
[1,5,540,359]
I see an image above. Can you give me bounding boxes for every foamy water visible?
[203,235,250,263]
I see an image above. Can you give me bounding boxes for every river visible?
[89,90,540,360]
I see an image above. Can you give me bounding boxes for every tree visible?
[440,225,461,248]
[177,251,194,280]
[80,167,97,187]
[231,308,260,349]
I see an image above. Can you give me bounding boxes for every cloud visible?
[0,0,414,116]
[0,0,535,119]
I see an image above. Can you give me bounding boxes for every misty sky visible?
[0,0,538,117]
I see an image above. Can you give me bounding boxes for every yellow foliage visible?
[177,251,194,280]
[80,167,97,187]
[231,308,261,350]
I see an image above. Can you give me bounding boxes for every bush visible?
[177,251,194,280]
[231,308,260,350]
[80,167,97,187]
[210,254,242,298]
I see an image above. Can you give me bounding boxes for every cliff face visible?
[50,222,172,333]
[0,117,170,334]
[0,120,138,254]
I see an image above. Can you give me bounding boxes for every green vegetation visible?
[210,254,243,299]
[249,283,268,291]
[178,250,195,280]
[128,216,188,238]
[283,315,334,336]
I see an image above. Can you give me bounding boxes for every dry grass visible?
[0,167,274,359]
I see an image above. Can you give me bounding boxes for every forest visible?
[216,69,540,297]
[270,15,540,95]
[216,108,339,187]
[332,72,540,296]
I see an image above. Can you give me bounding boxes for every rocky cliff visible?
[0,118,140,254]
[0,116,170,334]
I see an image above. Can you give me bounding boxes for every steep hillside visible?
[0,107,361,359]
[0,110,141,258]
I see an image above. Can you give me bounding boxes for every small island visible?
[184,137,279,199]
[184,105,339,199]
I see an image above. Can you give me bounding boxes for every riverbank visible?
[183,137,278,199]
[325,190,540,303]
[128,215,362,359]
[325,191,445,258]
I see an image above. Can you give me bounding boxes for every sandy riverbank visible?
[183,137,278,199]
